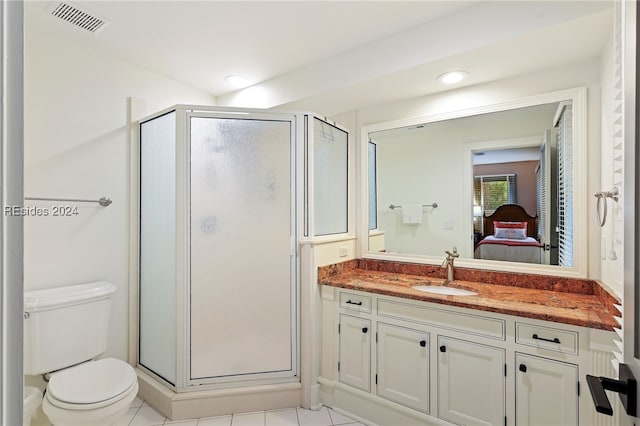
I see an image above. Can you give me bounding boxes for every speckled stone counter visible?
[318,259,619,331]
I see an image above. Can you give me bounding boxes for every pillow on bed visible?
[493,221,527,240]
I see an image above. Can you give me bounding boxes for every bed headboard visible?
[483,204,538,239]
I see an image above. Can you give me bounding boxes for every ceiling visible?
[25,1,614,116]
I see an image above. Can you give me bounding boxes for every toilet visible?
[23,386,42,426]
[24,282,138,426]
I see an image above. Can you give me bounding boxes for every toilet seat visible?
[42,380,138,426]
[46,358,137,410]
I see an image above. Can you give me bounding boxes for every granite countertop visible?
[318,260,620,331]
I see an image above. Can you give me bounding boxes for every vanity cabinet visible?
[515,353,578,426]
[323,286,616,426]
[338,314,371,392]
[437,336,505,426]
[376,323,430,413]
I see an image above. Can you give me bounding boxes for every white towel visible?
[402,205,423,224]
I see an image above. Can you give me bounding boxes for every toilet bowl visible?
[42,358,138,426]
[23,386,42,426]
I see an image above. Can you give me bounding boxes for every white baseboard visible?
[318,377,449,426]
[136,368,302,421]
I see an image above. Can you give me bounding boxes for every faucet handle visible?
[445,247,460,258]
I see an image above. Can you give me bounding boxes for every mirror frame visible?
[358,87,587,278]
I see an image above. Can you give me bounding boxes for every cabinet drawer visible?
[515,322,578,355]
[378,299,505,340]
[340,292,372,313]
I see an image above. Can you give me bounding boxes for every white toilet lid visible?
[48,358,136,404]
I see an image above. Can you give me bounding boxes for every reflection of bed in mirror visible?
[474,204,542,264]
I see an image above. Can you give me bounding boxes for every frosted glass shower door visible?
[189,115,296,383]
[139,111,177,385]
[313,117,348,235]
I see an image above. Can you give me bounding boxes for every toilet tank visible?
[23,281,117,375]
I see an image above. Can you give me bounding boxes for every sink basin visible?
[412,285,477,296]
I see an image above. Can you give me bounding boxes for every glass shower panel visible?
[139,111,177,385]
[314,118,348,235]
[189,116,294,380]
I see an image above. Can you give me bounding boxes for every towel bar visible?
[24,196,112,207]
[389,203,438,210]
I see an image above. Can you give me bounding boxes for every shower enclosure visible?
[136,106,348,394]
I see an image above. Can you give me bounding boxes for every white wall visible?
[349,60,603,279]
[599,28,624,297]
[24,28,216,360]
[375,130,464,256]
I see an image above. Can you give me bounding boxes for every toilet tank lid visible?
[24,281,116,312]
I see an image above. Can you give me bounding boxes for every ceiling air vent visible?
[47,2,109,33]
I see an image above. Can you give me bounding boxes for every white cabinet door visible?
[438,336,505,426]
[515,353,578,426]
[377,322,429,413]
[339,314,371,392]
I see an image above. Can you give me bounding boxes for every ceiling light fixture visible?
[437,71,469,84]
[224,74,250,89]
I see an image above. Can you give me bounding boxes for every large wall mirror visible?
[361,87,587,277]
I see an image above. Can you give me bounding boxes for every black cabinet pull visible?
[439,345,446,353]
[532,333,561,344]
[519,364,527,373]
[346,300,362,306]
[362,327,368,333]
[419,340,427,347]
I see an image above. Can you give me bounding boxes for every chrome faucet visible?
[442,247,459,284]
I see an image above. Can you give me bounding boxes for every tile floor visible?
[118,396,368,426]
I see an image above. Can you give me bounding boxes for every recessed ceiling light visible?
[224,74,250,89]
[437,71,469,84]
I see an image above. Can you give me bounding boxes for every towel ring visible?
[595,187,619,227]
